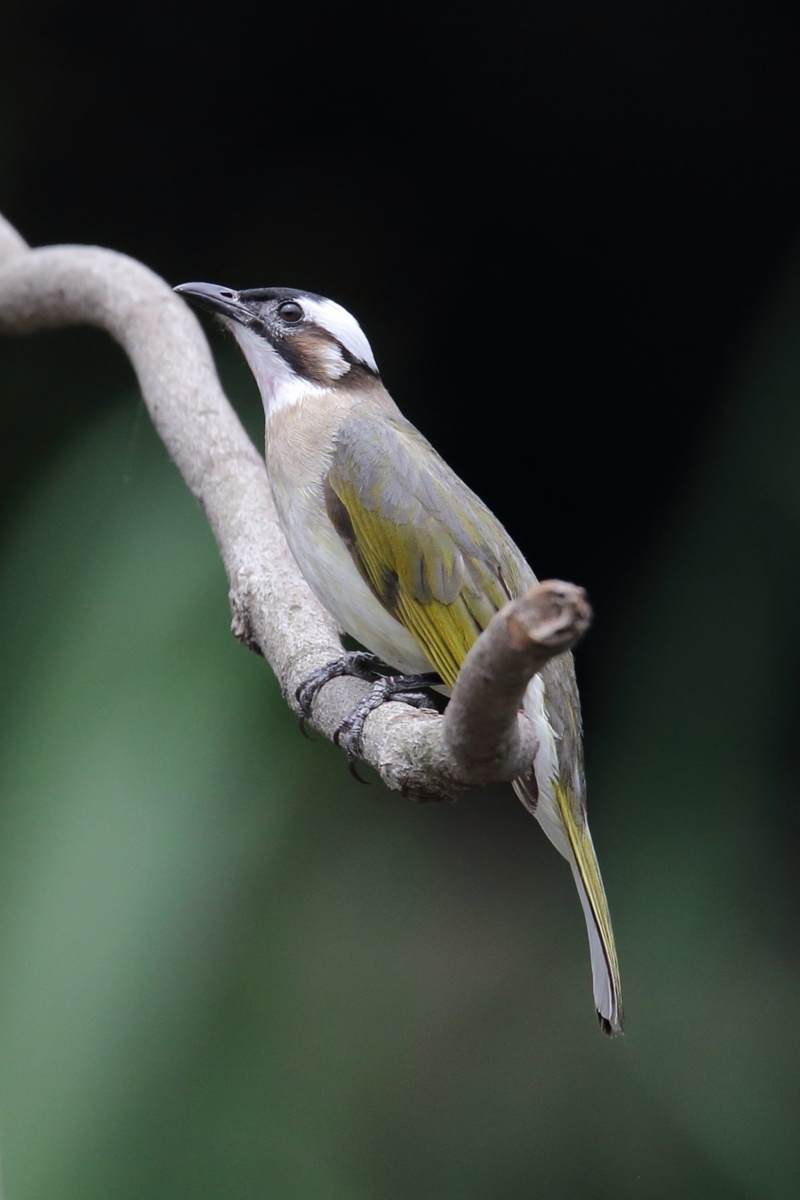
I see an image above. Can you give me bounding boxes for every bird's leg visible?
[296,650,386,730]
[297,655,442,770]
[333,671,442,764]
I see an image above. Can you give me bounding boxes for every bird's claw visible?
[296,657,440,777]
[332,676,440,762]
[295,651,385,721]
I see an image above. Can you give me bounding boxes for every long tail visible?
[513,774,623,1035]
[557,781,623,1035]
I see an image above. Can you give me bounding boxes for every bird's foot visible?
[296,651,386,730]
[334,672,441,767]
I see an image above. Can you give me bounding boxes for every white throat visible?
[229,321,330,416]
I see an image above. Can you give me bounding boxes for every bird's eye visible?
[277,300,303,323]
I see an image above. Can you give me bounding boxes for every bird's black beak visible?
[174,281,249,325]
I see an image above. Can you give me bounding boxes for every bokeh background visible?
[2,2,800,1197]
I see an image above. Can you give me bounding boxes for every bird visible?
[175,281,623,1035]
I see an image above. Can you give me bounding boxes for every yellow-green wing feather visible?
[325,404,533,685]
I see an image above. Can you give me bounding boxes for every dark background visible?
[8,0,800,625]
[1,3,800,1198]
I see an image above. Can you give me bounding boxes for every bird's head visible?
[175,282,379,413]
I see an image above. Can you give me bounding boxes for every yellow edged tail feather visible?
[554,781,623,1035]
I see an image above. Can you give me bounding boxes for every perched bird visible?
[175,281,623,1034]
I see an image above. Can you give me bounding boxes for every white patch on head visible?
[315,339,352,380]
[301,296,379,373]
[228,320,331,416]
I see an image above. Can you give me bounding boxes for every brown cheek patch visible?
[289,329,343,384]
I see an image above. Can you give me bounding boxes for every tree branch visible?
[0,214,591,800]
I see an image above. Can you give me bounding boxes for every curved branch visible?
[0,214,591,800]
[443,580,591,780]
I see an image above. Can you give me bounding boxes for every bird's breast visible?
[264,402,432,674]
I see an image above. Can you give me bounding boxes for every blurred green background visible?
[2,2,800,1198]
